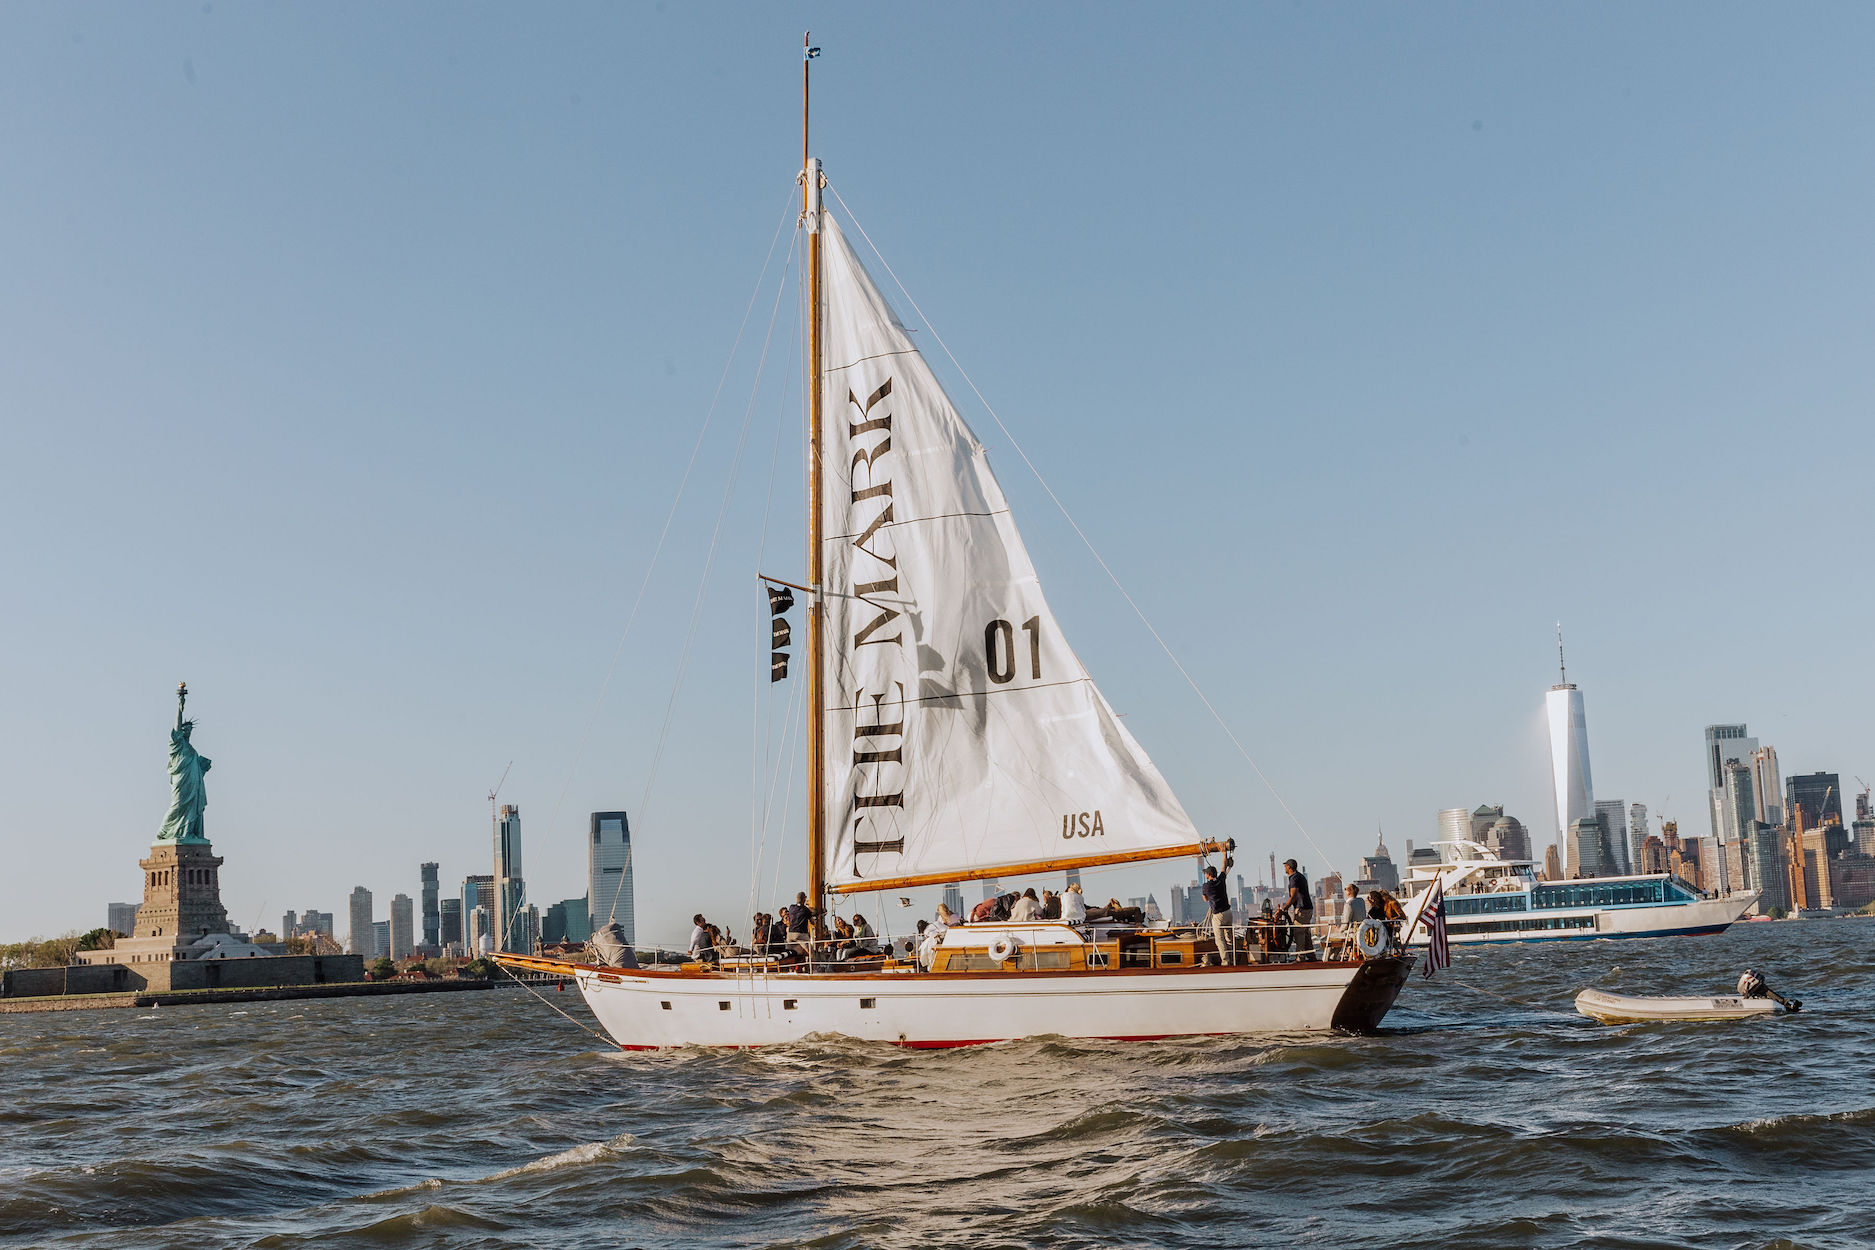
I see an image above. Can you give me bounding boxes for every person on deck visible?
[1060,884,1088,925]
[1201,851,1236,965]
[1341,885,1367,930]
[1010,889,1043,922]
[1040,890,1062,920]
[1367,890,1406,945]
[850,914,877,955]
[1283,859,1315,960]
[784,893,816,961]
[969,895,1001,923]
[689,914,710,960]
[768,913,789,952]
[934,903,960,930]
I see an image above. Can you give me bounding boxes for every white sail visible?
[817,215,1203,894]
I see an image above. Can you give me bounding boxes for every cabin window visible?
[859,998,876,1009]
[660,1001,671,1010]
[717,1001,731,1011]
[782,998,797,1010]
[1158,951,1183,965]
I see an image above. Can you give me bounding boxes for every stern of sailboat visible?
[1328,954,1415,1033]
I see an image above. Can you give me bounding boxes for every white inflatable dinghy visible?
[1575,987,1789,1024]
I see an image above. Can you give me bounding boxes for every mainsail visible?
[818,215,1206,894]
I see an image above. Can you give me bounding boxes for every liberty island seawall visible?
[4,923,1870,1250]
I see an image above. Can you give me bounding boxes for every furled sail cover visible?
[818,215,1200,892]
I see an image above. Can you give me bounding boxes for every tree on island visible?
[76,928,118,952]
[369,957,396,980]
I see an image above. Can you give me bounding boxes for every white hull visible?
[1407,891,1758,945]
[560,958,1412,1049]
[1576,987,1786,1023]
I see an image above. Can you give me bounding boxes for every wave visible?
[481,1134,637,1182]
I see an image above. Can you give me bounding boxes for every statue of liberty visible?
[158,682,212,844]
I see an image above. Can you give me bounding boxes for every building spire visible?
[1557,621,1567,685]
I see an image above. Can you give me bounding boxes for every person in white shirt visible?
[688,913,709,958]
[1060,884,1088,924]
[1009,888,1043,922]
[918,907,952,970]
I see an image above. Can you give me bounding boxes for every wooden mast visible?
[802,32,828,917]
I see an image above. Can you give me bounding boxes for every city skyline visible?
[6,8,1875,944]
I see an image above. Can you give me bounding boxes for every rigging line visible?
[767,671,808,912]
[541,189,800,859]
[752,663,807,914]
[638,227,801,836]
[751,247,803,912]
[507,970,619,1048]
[826,183,1331,870]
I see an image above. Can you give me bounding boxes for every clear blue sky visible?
[5,4,1872,944]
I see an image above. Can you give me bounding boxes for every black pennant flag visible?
[767,583,793,682]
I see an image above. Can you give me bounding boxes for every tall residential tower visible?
[494,804,525,954]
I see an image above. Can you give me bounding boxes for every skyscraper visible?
[942,885,965,919]
[1750,747,1783,827]
[1721,760,1757,892]
[1594,800,1629,876]
[1747,822,1787,913]
[420,862,440,949]
[1357,835,1399,892]
[107,902,139,936]
[1546,634,1595,863]
[1566,815,1607,878]
[1628,803,1650,878]
[1785,772,1843,830]
[560,896,590,944]
[348,886,373,956]
[495,805,525,953]
[1704,724,1758,846]
[371,920,389,959]
[1437,807,1470,849]
[588,811,633,944]
[439,897,463,950]
[462,874,494,937]
[390,894,414,960]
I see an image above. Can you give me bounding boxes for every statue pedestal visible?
[130,841,230,944]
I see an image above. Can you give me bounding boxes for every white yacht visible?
[1398,841,1759,946]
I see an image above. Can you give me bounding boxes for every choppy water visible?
[4,921,1870,1249]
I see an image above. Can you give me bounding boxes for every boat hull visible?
[1575,987,1785,1024]
[548,956,1413,1049]
[1407,892,1758,946]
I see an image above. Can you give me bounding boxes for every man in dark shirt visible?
[784,892,816,961]
[1283,859,1315,960]
[1200,856,1236,964]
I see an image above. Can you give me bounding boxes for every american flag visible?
[1421,878,1450,979]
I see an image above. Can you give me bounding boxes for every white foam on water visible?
[483,1134,636,1182]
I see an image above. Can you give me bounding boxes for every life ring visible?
[986,935,1019,962]
[1354,919,1389,959]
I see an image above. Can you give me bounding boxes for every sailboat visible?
[495,39,1415,1048]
